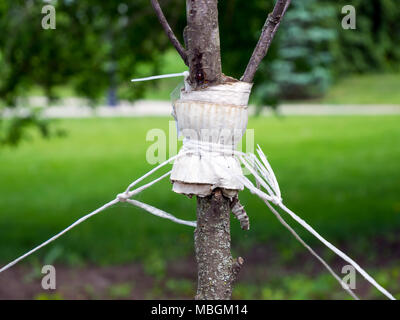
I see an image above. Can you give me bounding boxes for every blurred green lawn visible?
[0,115,399,267]
[322,74,400,105]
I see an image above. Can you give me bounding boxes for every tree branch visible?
[241,0,291,83]
[150,0,188,66]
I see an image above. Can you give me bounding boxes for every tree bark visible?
[184,0,222,88]
[195,190,243,300]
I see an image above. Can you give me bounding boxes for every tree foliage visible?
[0,0,184,144]
[331,0,400,74]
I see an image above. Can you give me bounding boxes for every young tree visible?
[151,0,291,299]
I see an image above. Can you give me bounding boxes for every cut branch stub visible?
[231,197,250,231]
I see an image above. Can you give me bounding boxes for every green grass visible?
[322,73,400,105]
[0,116,400,265]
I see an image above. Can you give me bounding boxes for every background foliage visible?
[1,0,399,107]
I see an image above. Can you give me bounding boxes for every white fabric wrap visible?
[170,81,253,197]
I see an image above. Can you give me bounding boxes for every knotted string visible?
[0,151,195,275]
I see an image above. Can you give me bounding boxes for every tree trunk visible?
[184,0,222,88]
[183,0,242,300]
[195,191,236,300]
[152,0,291,301]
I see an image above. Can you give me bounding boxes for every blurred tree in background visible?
[0,0,399,144]
[0,0,183,144]
[0,0,178,105]
[331,0,400,74]
[219,0,400,105]
[252,0,337,104]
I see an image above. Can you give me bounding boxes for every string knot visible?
[117,192,130,202]
[271,196,282,205]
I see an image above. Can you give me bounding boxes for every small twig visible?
[150,0,188,66]
[241,0,291,83]
[231,256,244,283]
[231,197,250,230]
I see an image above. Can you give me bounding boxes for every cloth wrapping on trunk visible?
[170,81,253,197]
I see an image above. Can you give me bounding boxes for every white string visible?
[125,199,196,227]
[235,145,396,300]
[183,139,396,300]
[0,153,195,275]
[263,200,359,300]
[124,154,181,193]
[278,202,396,300]
[131,71,189,83]
[0,199,119,274]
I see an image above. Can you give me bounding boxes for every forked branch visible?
[241,0,291,83]
[150,0,188,66]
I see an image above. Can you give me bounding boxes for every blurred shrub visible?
[165,278,194,297]
[108,283,133,299]
[0,0,176,145]
[34,292,64,300]
[219,0,400,105]
[143,250,167,280]
[253,0,337,104]
[330,0,400,75]
[0,0,169,105]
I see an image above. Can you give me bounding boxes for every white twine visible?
[131,71,189,83]
[0,199,119,274]
[263,199,359,300]
[0,152,195,275]
[178,139,396,300]
[234,145,396,300]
